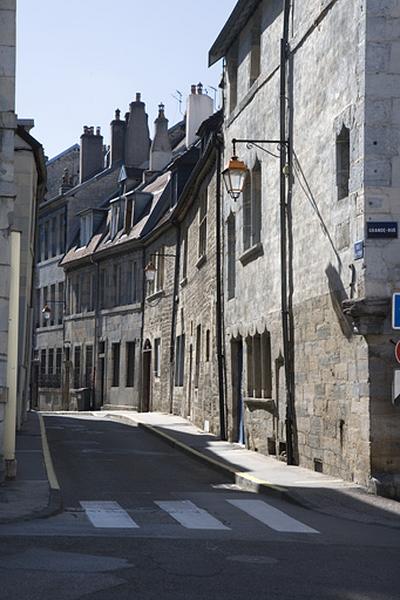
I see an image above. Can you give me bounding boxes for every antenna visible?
[206,85,218,110]
[171,90,183,115]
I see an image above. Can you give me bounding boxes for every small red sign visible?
[395,341,400,364]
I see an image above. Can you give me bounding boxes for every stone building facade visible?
[0,0,17,471]
[208,0,400,495]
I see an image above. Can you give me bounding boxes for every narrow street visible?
[0,414,399,599]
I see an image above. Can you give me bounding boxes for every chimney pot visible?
[136,92,141,102]
[191,84,197,95]
[115,108,120,120]
[96,126,101,136]
[197,82,203,94]
[125,112,130,123]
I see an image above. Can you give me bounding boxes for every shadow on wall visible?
[325,263,353,340]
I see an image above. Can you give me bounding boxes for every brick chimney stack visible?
[124,93,151,169]
[110,108,126,166]
[80,125,104,183]
[149,103,172,172]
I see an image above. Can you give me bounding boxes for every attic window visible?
[80,213,93,247]
[124,196,133,233]
[110,203,120,238]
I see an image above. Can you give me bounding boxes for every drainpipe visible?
[169,222,181,414]
[4,231,21,480]
[280,0,295,465]
[215,137,227,440]
[139,246,146,411]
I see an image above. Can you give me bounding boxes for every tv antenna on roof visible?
[171,90,183,115]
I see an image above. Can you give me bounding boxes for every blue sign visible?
[354,240,364,260]
[367,221,398,239]
[393,293,400,330]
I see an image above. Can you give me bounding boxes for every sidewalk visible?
[0,411,60,524]
[102,410,400,529]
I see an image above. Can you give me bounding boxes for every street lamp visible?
[144,260,156,283]
[223,138,288,201]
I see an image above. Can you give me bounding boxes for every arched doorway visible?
[142,339,152,412]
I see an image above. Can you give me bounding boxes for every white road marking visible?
[155,500,230,530]
[227,499,319,534]
[80,501,139,529]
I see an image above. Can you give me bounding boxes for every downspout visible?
[280,0,295,465]
[215,136,227,440]
[139,246,146,411]
[91,255,99,409]
[4,231,21,479]
[169,222,181,414]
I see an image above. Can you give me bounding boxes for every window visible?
[175,334,185,387]
[110,204,120,238]
[48,348,54,375]
[51,217,57,257]
[35,288,40,328]
[227,42,238,113]
[124,197,133,233]
[205,329,210,362]
[128,261,138,304]
[126,341,135,387]
[111,342,120,387]
[181,233,188,280]
[50,284,56,325]
[337,125,350,200]
[85,345,93,387]
[154,338,161,377]
[250,12,261,86]
[198,191,208,259]
[194,324,201,388]
[58,282,64,324]
[40,349,46,385]
[245,330,272,398]
[56,348,62,384]
[80,213,93,247]
[73,346,81,389]
[59,212,65,254]
[243,160,262,251]
[44,221,49,260]
[100,268,107,308]
[227,213,236,299]
[39,223,45,262]
[43,287,48,326]
[88,272,95,311]
[112,263,122,307]
[147,250,165,297]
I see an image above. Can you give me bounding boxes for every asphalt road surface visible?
[0,414,399,600]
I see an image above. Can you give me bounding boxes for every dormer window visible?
[110,203,120,238]
[80,212,93,247]
[124,196,133,233]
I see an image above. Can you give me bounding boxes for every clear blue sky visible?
[16,0,236,159]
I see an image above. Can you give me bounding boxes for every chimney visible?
[124,92,151,169]
[59,168,74,194]
[185,82,213,148]
[149,103,172,172]
[80,125,104,183]
[110,108,126,166]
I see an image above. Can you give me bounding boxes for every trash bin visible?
[76,387,90,411]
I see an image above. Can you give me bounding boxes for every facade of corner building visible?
[209,0,400,496]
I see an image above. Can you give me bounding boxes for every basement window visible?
[336,125,350,200]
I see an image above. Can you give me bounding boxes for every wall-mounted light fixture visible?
[222,138,288,200]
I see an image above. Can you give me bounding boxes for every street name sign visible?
[367,221,398,239]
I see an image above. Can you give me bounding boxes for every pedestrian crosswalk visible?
[79,498,320,534]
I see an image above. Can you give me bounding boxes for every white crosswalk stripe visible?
[227,499,319,533]
[155,500,230,530]
[80,501,139,528]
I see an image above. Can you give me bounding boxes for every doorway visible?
[187,343,193,418]
[142,339,152,412]
[231,337,245,444]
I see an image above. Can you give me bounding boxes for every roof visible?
[208,0,261,66]
[46,144,79,166]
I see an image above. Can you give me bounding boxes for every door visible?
[142,340,152,412]
[231,337,245,444]
[187,344,193,418]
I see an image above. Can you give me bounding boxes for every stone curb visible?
[103,413,302,506]
[0,413,63,525]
